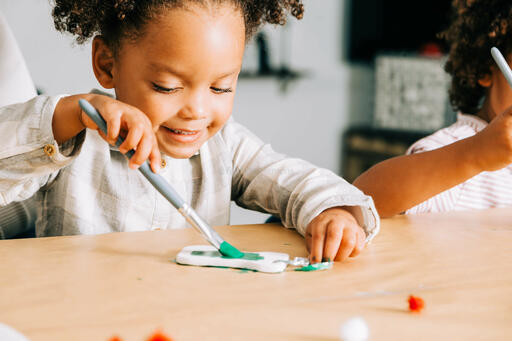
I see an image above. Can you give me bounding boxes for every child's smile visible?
[104,4,245,158]
[160,125,204,144]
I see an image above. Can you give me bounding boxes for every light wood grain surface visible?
[1,208,511,340]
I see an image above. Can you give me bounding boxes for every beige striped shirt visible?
[0,95,379,240]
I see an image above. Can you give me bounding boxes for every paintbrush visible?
[78,99,244,258]
[491,47,512,88]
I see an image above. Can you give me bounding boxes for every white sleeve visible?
[223,120,380,242]
[0,95,85,206]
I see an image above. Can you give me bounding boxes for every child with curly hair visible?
[354,0,512,217]
[0,0,379,262]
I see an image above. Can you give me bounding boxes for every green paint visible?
[191,250,263,260]
[237,268,257,273]
[137,277,142,280]
[294,261,333,272]
[219,241,244,258]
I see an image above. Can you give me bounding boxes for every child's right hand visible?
[471,106,512,172]
[53,94,161,172]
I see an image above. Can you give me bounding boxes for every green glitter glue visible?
[219,241,244,258]
[191,250,263,260]
[294,261,333,272]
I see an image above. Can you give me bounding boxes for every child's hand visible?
[470,106,512,172]
[80,95,161,172]
[305,207,366,263]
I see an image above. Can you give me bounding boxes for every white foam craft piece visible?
[176,245,290,273]
[0,323,30,341]
[340,317,369,341]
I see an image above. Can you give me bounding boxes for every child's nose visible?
[179,90,207,120]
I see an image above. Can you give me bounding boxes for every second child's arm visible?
[354,108,512,217]
[353,137,481,217]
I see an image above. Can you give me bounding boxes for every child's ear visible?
[92,36,115,89]
[478,73,492,88]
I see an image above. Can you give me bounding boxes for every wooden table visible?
[1,208,511,340]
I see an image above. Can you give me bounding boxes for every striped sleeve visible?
[405,183,461,214]
[405,114,485,214]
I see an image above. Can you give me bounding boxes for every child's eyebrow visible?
[149,62,186,77]
[149,62,239,80]
[214,69,240,79]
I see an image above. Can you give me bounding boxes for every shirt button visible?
[43,144,56,157]
[161,159,167,169]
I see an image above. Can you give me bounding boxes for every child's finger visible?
[148,142,161,173]
[349,228,366,257]
[321,221,343,262]
[80,111,98,131]
[305,230,312,252]
[308,225,327,264]
[335,227,357,262]
[106,115,121,144]
[119,125,143,154]
[129,133,153,168]
[97,130,109,143]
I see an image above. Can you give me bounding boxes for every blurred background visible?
[0,0,453,225]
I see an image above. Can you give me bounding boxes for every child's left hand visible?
[305,207,366,263]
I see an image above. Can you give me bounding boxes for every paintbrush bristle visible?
[219,241,244,258]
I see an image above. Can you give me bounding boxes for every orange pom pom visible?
[408,295,425,312]
[107,337,123,341]
[147,330,174,341]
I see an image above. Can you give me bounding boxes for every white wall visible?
[0,0,375,224]
[0,0,100,95]
[232,0,374,223]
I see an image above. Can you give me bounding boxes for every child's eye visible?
[152,82,179,93]
[211,87,233,94]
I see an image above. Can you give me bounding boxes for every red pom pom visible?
[147,330,174,341]
[408,295,425,312]
[108,337,122,341]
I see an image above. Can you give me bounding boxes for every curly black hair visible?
[52,0,304,52]
[439,0,512,114]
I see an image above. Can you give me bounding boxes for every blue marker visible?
[491,47,512,88]
[78,99,244,258]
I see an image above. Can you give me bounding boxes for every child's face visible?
[482,54,512,121]
[110,5,245,158]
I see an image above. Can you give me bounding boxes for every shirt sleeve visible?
[405,131,462,214]
[0,197,36,239]
[405,186,461,214]
[0,95,85,206]
[223,120,380,242]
